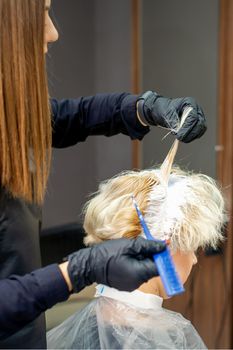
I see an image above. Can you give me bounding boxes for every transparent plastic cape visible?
[47,285,207,349]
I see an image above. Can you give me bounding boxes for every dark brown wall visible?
[43,0,132,228]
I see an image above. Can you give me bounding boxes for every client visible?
[47,140,225,349]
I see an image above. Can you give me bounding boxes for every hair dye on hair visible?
[83,109,225,252]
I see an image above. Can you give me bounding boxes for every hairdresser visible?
[0,0,206,349]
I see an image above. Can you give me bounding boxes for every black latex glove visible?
[137,91,207,143]
[67,237,166,293]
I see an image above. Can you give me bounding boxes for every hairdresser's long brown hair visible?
[0,0,51,204]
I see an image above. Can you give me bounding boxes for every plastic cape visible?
[47,284,207,349]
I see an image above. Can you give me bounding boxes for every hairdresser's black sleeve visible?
[0,264,69,340]
[51,94,150,148]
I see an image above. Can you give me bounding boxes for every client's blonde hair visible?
[84,113,225,252]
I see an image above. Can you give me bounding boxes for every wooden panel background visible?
[131,0,233,348]
[216,0,233,347]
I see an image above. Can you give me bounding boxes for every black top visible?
[0,263,70,348]
[0,93,149,349]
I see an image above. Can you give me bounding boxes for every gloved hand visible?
[137,91,207,143]
[67,237,166,292]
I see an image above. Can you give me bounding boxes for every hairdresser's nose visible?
[45,15,59,47]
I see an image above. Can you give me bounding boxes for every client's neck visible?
[137,276,166,299]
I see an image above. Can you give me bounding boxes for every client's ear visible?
[171,251,196,285]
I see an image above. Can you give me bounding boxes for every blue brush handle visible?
[153,248,184,297]
[132,197,184,297]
